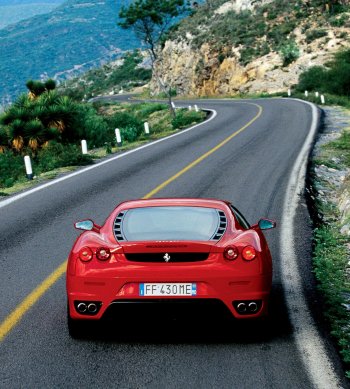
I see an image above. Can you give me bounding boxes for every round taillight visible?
[242,245,256,261]
[96,247,111,261]
[224,246,239,260]
[79,247,93,262]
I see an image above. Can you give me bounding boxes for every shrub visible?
[72,104,111,148]
[297,66,327,91]
[306,29,328,43]
[279,41,300,66]
[131,103,167,120]
[158,88,177,99]
[120,126,140,142]
[0,151,24,188]
[240,47,257,66]
[297,49,350,98]
[0,143,93,189]
[107,111,143,132]
[35,142,92,173]
[171,110,205,129]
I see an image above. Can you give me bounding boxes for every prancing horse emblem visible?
[163,253,171,262]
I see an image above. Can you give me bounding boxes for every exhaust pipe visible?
[248,302,258,313]
[237,302,247,313]
[88,303,98,314]
[77,302,87,313]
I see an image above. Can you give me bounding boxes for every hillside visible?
[0,1,64,29]
[60,50,152,100]
[0,0,138,104]
[151,0,350,96]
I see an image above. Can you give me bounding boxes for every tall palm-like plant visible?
[0,80,80,153]
[0,125,10,153]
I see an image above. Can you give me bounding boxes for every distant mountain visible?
[0,0,63,5]
[0,0,138,103]
[0,1,65,29]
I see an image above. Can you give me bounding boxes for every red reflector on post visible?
[79,247,93,262]
[242,246,256,261]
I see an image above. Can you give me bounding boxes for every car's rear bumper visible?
[67,272,272,320]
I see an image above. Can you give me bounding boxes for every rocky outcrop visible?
[151,2,350,96]
[215,0,273,14]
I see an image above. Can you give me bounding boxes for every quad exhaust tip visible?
[75,301,101,315]
[88,303,98,314]
[237,302,247,313]
[77,302,87,313]
[233,300,262,315]
[248,302,258,313]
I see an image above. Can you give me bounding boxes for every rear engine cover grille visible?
[212,210,227,241]
[125,252,209,262]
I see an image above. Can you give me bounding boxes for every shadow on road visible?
[73,283,293,344]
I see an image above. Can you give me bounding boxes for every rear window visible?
[120,206,221,241]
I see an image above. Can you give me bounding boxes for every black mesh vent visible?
[211,211,227,241]
[125,252,209,262]
[113,212,126,241]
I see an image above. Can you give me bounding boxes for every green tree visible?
[119,0,190,115]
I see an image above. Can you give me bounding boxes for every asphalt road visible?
[0,98,347,388]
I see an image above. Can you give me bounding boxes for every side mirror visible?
[74,220,95,231]
[258,219,276,230]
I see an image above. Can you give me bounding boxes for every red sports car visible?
[66,198,275,336]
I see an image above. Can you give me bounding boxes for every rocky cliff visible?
[151,0,350,96]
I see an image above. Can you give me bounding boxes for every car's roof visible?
[117,198,231,210]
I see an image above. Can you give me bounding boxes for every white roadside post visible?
[81,139,88,154]
[287,89,291,97]
[24,155,33,180]
[115,128,122,147]
[144,122,150,135]
[188,105,192,111]
[315,91,319,98]
[321,95,325,104]
[194,104,199,112]
[305,90,308,97]
[171,101,176,109]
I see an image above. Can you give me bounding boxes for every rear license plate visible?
[139,283,197,296]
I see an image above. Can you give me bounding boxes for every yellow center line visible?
[143,103,263,199]
[0,261,67,342]
[0,102,263,342]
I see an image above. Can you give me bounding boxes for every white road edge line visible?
[280,99,342,388]
[0,109,217,209]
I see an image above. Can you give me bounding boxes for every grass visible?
[0,102,206,195]
[313,224,350,374]
[323,128,350,168]
[309,107,350,376]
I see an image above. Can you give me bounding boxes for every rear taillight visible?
[242,245,256,261]
[79,247,93,262]
[96,247,111,261]
[224,246,239,260]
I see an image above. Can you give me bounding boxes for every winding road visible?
[0,98,347,388]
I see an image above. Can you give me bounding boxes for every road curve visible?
[0,98,347,388]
